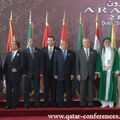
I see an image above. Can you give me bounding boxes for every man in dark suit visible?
[22,38,43,108]
[54,41,76,107]
[3,41,24,109]
[42,36,60,107]
[76,38,97,107]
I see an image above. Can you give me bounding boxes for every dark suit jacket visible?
[54,49,76,81]
[76,48,97,80]
[42,46,60,76]
[3,50,24,80]
[22,47,43,78]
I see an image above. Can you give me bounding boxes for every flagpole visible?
[62,12,66,25]
[29,10,32,23]
[79,12,82,24]
[45,11,48,26]
[10,10,13,21]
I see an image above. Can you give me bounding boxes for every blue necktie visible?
[63,50,67,60]
[31,48,34,58]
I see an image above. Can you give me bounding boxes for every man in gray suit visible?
[76,38,97,107]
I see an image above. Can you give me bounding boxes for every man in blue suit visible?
[22,38,43,108]
[54,41,76,107]
[42,36,60,107]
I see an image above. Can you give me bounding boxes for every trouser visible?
[24,75,40,106]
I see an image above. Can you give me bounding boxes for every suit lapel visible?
[11,51,19,62]
[89,49,93,62]
[47,46,51,59]
[82,49,88,62]
[60,50,64,61]
[65,50,69,62]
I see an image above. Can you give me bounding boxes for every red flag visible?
[42,12,50,48]
[6,11,15,52]
[93,13,101,52]
[61,12,67,42]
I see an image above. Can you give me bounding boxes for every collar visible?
[84,48,90,51]
[12,50,18,53]
[29,47,35,50]
[48,46,54,50]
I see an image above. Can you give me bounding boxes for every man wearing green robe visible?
[96,37,119,108]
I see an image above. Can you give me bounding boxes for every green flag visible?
[76,13,83,95]
[27,11,34,96]
[77,22,83,50]
[27,11,33,47]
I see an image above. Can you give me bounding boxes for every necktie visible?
[49,47,53,59]
[31,48,34,59]
[63,50,67,60]
[86,49,89,60]
[11,52,14,61]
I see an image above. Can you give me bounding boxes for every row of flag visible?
[6,11,117,53]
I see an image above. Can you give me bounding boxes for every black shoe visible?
[12,106,17,109]
[57,104,64,108]
[24,105,30,109]
[34,104,40,108]
[87,103,94,107]
[79,103,86,108]
[5,106,12,109]
[51,104,56,107]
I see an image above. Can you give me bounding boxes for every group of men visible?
[0,36,119,109]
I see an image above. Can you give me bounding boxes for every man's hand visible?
[22,74,27,78]
[71,75,74,80]
[77,75,81,81]
[94,74,97,79]
[98,74,100,78]
[40,74,44,80]
[11,68,17,73]
[54,75,58,79]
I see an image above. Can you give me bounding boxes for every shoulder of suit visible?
[54,46,60,50]
[90,48,97,53]
[18,50,23,54]
[17,50,22,53]
[22,48,29,52]
[55,49,62,54]
[79,48,84,52]
[42,46,48,50]
[54,47,61,52]
[35,47,40,50]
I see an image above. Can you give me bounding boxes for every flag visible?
[110,18,117,48]
[27,11,34,95]
[27,11,33,47]
[76,13,83,96]
[61,12,67,42]
[42,11,50,47]
[94,13,101,52]
[6,11,15,52]
[77,12,83,50]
